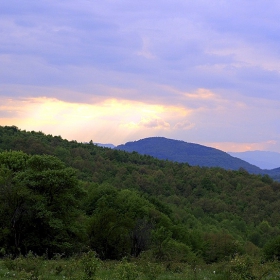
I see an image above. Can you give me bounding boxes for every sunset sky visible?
[1,1,280,152]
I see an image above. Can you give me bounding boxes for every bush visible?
[263,235,280,261]
[114,258,139,280]
[140,261,164,279]
[164,239,197,263]
[80,251,100,280]
[229,255,255,280]
[3,252,43,280]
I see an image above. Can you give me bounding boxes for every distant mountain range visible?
[228,151,280,170]
[95,141,280,170]
[115,137,280,180]
[94,143,115,149]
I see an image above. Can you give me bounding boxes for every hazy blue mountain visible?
[266,167,280,181]
[228,151,280,170]
[95,143,115,148]
[115,137,264,174]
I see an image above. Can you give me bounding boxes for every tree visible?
[0,151,85,256]
[86,186,155,259]
[203,231,242,263]
[263,236,280,261]
[88,209,133,259]
[151,226,172,260]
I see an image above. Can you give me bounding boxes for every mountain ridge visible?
[115,137,280,179]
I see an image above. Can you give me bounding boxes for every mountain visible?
[115,137,265,174]
[228,151,280,170]
[94,143,115,149]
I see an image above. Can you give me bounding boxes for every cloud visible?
[207,140,280,153]
[1,0,280,102]
[1,0,280,151]
[0,96,187,144]
[138,118,170,129]
[174,121,195,130]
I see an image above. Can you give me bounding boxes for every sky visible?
[1,0,280,152]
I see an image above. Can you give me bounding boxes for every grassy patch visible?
[1,254,280,280]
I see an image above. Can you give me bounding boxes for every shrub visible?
[80,251,100,280]
[140,261,164,280]
[263,235,280,261]
[114,258,139,280]
[3,252,43,280]
[229,255,254,280]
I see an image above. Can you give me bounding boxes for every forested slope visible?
[116,137,280,181]
[116,137,269,173]
[1,125,280,263]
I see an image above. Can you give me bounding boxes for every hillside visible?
[115,137,280,181]
[116,137,264,173]
[1,125,280,263]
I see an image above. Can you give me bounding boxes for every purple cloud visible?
[1,0,280,151]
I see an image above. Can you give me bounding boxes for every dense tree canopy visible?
[0,151,85,256]
[1,125,280,263]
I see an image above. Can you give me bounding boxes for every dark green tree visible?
[263,235,280,261]
[0,151,85,256]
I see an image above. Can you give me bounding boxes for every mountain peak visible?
[116,137,263,173]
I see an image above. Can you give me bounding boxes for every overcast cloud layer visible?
[1,0,280,152]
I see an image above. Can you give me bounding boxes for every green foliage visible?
[114,258,139,280]
[1,126,280,263]
[80,251,100,280]
[165,239,197,263]
[3,252,44,280]
[151,226,172,260]
[86,186,157,259]
[0,150,85,256]
[203,232,242,263]
[229,255,255,280]
[0,150,29,172]
[263,235,280,261]
[140,261,164,280]
[1,256,280,280]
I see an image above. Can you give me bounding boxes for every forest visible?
[1,125,280,279]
